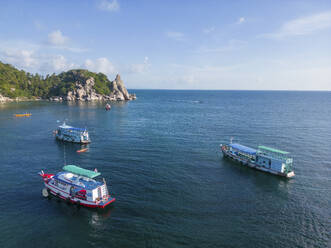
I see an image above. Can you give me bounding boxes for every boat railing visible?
[257,151,291,161]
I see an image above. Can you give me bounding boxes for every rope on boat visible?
[63,143,67,166]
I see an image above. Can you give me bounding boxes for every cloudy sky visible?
[1,0,331,90]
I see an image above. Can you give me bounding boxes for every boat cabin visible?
[228,143,257,162]
[55,122,90,144]
[256,146,293,173]
[49,165,108,202]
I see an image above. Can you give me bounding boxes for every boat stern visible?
[96,196,116,208]
[286,171,295,178]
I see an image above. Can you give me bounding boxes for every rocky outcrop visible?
[0,94,13,103]
[50,74,136,102]
[110,74,130,100]
[0,95,43,103]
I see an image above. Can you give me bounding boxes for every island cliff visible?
[49,71,136,102]
[0,61,136,102]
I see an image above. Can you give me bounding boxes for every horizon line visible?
[127,88,331,92]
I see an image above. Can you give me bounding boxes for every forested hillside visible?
[0,61,118,99]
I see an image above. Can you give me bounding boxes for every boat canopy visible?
[229,143,256,155]
[258,145,289,155]
[59,123,86,132]
[63,165,101,179]
[59,126,86,132]
[66,127,86,132]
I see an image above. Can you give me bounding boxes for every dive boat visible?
[220,140,295,178]
[39,165,115,208]
[54,122,90,144]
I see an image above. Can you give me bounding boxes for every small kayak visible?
[14,113,32,117]
[77,148,88,153]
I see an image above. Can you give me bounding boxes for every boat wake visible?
[173,100,203,104]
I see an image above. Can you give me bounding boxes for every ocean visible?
[0,90,330,248]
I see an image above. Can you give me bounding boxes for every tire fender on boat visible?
[42,188,50,198]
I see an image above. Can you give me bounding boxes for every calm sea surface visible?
[0,90,330,248]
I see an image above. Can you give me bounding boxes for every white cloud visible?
[0,44,78,73]
[39,55,77,73]
[203,27,215,34]
[48,30,69,46]
[264,11,331,39]
[237,17,245,24]
[46,30,86,53]
[2,49,38,69]
[165,31,185,41]
[84,57,116,75]
[51,55,76,72]
[130,56,150,73]
[98,0,119,12]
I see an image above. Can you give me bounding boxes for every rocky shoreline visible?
[0,74,136,103]
[49,74,136,102]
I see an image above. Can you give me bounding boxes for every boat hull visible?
[221,146,295,178]
[55,135,91,144]
[43,181,115,208]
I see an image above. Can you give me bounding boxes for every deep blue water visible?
[0,90,330,248]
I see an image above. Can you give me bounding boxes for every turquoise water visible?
[0,90,330,247]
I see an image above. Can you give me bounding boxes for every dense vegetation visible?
[0,61,113,98]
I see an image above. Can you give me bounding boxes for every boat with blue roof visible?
[39,165,115,208]
[54,122,90,144]
[220,139,295,178]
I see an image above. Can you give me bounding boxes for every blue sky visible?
[1,0,331,90]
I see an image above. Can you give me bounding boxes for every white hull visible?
[221,148,295,178]
[54,122,90,144]
[44,181,114,208]
[56,134,90,144]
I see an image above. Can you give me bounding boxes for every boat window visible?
[269,160,271,166]
[58,181,67,187]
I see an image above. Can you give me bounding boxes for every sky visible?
[1,0,331,90]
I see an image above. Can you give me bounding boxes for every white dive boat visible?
[39,165,115,208]
[220,140,295,178]
[54,122,90,144]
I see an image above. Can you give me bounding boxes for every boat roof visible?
[59,123,86,131]
[54,171,103,190]
[229,143,257,155]
[63,165,100,178]
[258,145,289,155]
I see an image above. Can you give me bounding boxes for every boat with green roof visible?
[220,139,295,178]
[39,165,115,208]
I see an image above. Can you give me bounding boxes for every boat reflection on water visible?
[66,100,128,109]
[55,138,89,155]
[89,207,113,228]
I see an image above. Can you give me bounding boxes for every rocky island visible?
[0,61,136,103]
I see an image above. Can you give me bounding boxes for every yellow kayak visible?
[14,113,32,117]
